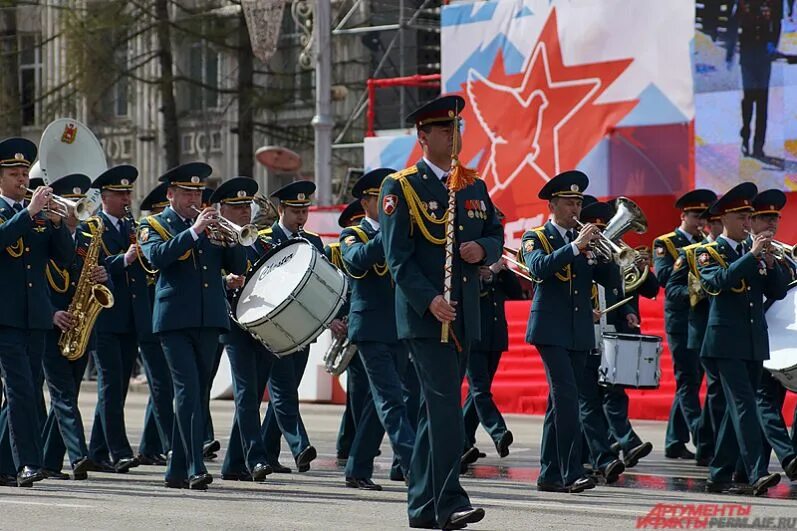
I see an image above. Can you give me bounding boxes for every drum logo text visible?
[258,252,295,281]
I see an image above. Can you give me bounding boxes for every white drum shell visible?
[599,333,662,389]
[764,287,797,392]
[235,240,348,356]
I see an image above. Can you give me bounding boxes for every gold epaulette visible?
[654,232,680,260]
[389,166,419,180]
[302,229,319,237]
[145,215,192,261]
[339,227,388,278]
[258,228,273,237]
[526,226,570,282]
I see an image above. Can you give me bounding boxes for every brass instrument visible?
[59,217,115,361]
[323,317,357,376]
[124,206,158,275]
[623,245,651,293]
[768,239,797,267]
[501,246,535,283]
[688,270,705,307]
[573,217,636,268]
[190,205,258,247]
[24,186,94,221]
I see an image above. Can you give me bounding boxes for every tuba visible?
[323,317,357,376]
[606,197,649,291]
[59,217,114,360]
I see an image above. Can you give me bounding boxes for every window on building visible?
[18,33,42,127]
[188,40,220,112]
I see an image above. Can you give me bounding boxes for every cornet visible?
[191,205,258,247]
[24,185,94,221]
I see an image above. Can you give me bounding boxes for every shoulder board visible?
[682,242,702,251]
[389,166,419,180]
[302,230,319,237]
[80,231,94,238]
[327,242,340,249]
[348,226,369,243]
[258,228,273,237]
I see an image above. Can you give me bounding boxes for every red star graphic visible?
[457,9,638,213]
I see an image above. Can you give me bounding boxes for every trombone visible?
[190,205,258,247]
[501,246,535,283]
[24,186,94,221]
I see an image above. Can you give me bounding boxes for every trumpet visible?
[572,217,636,268]
[768,240,797,265]
[24,186,94,221]
[191,205,258,247]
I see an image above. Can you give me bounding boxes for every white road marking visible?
[0,499,93,509]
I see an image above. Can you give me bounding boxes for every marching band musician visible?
[212,177,274,483]
[40,174,108,481]
[461,253,523,466]
[139,162,247,490]
[522,171,622,493]
[748,189,797,481]
[330,199,367,467]
[667,207,724,466]
[379,95,502,528]
[0,138,74,487]
[575,200,627,485]
[136,182,173,466]
[696,182,787,495]
[258,180,323,473]
[82,165,148,474]
[339,168,416,492]
[654,189,717,461]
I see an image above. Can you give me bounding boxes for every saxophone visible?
[59,217,115,361]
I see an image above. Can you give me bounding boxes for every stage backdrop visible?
[364,0,696,249]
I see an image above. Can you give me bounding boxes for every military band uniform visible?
[0,137,75,486]
[259,198,321,471]
[83,166,149,471]
[462,267,522,458]
[666,232,721,465]
[40,174,99,478]
[654,189,717,457]
[340,169,416,486]
[380,154,502,527]
[214,178,275,482]
[696,183,787,493]
[139,163,247,488]
[522,172,622,491]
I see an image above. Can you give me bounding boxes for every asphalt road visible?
[1,389,795,530]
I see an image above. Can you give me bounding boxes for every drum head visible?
[235,239,315,325]
[610,333,661,343]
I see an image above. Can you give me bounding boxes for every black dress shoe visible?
[189,472,213,490]
[447,506,485,528]
[295,446,317,470]
[752,148,767,160]
[221,471,253,481]
[72,457,91,477]
[624,442,653,468]
[114,457,139,473]
[345,477,383,491]
[603,459,625,484]
[269,462,292,474]
[705,480,732,493]
[164,478,188,489]
[137,453,168,466]
[536,482,568,493]
[0,474,18,487]
[568,476,596,493]
[609,442,622,455]
[389,468,405,482]
[203,440,221,458]
[42,469,70,480]
[732,471,749,484]
[784,456,797,481]
[741,139,751,157]
[251,463,272,482]
[408,519,439,529]
[665,446,695,460]
[87,460,116,473]
[461,447,480,466]
[748,473,780,496]
[496,431,513,458]
[17,466,45,487]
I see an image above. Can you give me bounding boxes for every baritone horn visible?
[25,186,94,221]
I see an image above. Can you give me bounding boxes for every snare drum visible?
[234,239,348,356]
[599,333,662,389]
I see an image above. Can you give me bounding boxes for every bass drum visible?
[234,239,348,357]
[764,285,797,392]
